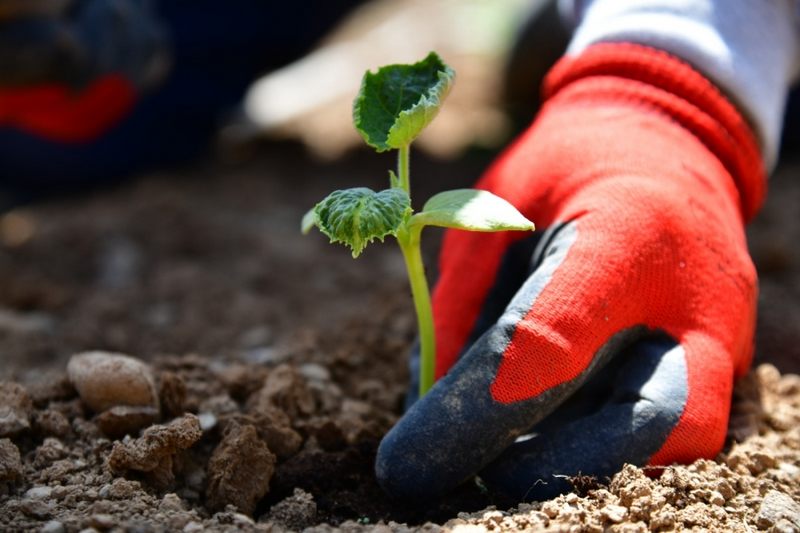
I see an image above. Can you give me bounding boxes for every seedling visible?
[303,52,534,397]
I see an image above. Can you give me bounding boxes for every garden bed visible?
[1,145,798,531]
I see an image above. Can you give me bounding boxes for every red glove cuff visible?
[543,43,766,222]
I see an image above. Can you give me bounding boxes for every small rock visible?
[95,405,159,438]
[0,381,33,437]
[482,510,505,524]
[34,409,72,438]
[716,478,736,500]
[98,484,111,499]
[206,423,275,515]
[34,438,67,468]
[650,506,676,531]
[89,514,116,530]
[773,518,800,533]
[41,520,65,533]
[707,490,725,506]
[779,462,800,477]
[299,363,330,382]
[105,478,142,499]
[756,490,800,529]
[160,492,185,512]
[232,513,255,526]
[601,505,627,523]
[25,485,53,499]
[197,412,217,432]
[541,501,561,519]
[67,351,159,413]
[750,451,778,473]
[21,498,53,519]
[268,488,317,531]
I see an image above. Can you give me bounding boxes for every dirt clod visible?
[267,487,318,530]
[32,438,67,468]
[158,371,188,418]
[108,414,202,489]
[95,405,160,438]
[247,363,315,420]
[0,438,23,493]
[206,423,276,515]
[25,374,76,408]
[33,408,72,438]
[223,408,303,460]
[67,352,160,413]
[0,381,33,437]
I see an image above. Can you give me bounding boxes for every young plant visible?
[302,52,535,398]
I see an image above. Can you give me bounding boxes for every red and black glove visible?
[376,43,765,501]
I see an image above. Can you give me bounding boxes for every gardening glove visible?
[376,42,767,501]
[0,0,169,142]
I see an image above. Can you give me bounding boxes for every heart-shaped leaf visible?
[311,187,411,257]
[353,52,454,152]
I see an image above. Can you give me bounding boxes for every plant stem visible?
[397,225,435,397]
[397,144,411,193]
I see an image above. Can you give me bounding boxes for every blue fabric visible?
[480,338,688,501]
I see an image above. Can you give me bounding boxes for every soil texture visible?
[0,145,798,531]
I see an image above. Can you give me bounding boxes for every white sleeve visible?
[558,0,800,170]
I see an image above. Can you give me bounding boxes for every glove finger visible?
[377,220,652,500]
[479,337,688,501]
[405,232,544,409]
[432,224,545,380]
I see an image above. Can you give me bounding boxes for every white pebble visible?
[24,486,52,499]
[41,521,65,533]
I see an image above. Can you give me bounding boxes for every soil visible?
[0,143,798,532]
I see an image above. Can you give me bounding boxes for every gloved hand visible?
[0,0,168,142]
[376,43,765,501]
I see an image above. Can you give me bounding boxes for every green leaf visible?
[301,208,317,234]
[313,187,411,257]
[353,52,455,152]
[410,189,535,232]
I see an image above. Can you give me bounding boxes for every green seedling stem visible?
[302,53,534,398]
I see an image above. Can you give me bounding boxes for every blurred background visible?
[0,0,797,382]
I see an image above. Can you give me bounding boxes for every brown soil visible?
[0,144,798,532]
